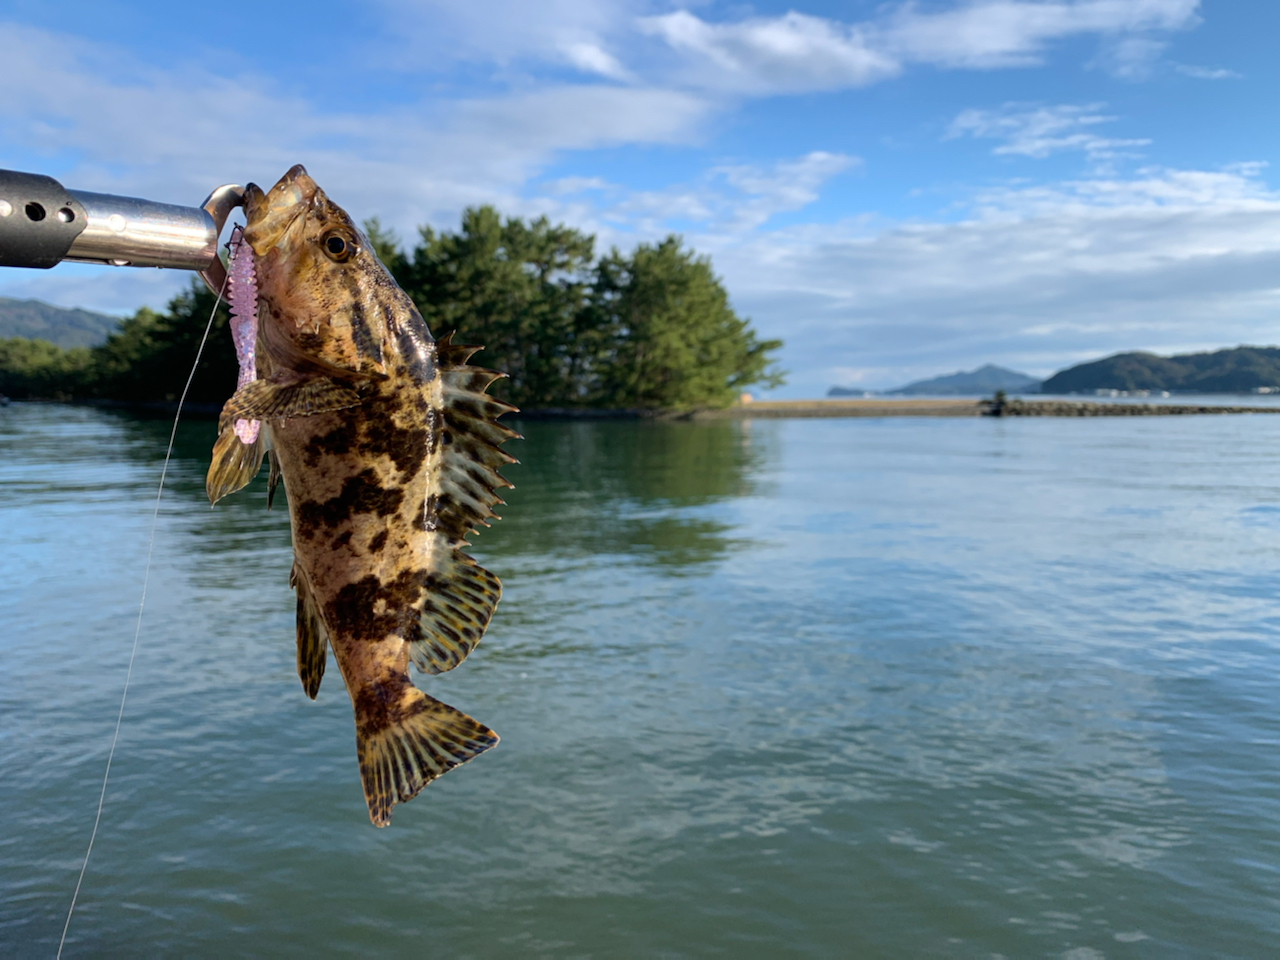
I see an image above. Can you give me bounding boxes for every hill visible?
[1041,347,1280,394]
[0,296,122,348]
[829,363,1040,397]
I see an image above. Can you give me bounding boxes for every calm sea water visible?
[2,403,1278,957]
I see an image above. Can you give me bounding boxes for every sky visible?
[0,0,1276,396]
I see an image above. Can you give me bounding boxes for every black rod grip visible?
[0,169,89,269]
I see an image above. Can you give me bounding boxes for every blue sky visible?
[1,0,1276,395]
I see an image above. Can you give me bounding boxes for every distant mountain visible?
[0,296,122,348]
[842,363,1040,396]
[1041,347,1280,394]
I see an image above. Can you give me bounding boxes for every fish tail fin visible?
[354,682,497,828]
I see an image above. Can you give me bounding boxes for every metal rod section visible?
[64,190,219,270]
[0,169,243,276]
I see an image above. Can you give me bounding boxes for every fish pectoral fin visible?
[410,550,501,675]
[355,685,497,828]
[219,376,363,430]
[206,425,267,505]
[292,564,328,700]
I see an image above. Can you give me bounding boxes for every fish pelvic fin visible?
[354,680,497,828]
[218,376,363,431]
[266,449,282,510]
[291,563,328,699]
[206,425,267,505]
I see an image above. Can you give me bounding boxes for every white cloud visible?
[704,164,1280,394]
[638,10,900,92]
[568,151,859,236]
[563,42,633,81]
[948,103,1150,163]
[0,22,711,231]
[1176,63,1242,80]
[367,0,640,73]
[0,20,714,311]
[641,0,1202,93]
[885,0,1196,68]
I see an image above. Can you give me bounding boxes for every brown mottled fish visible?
[206,164,517,827]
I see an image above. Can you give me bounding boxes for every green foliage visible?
[393,206,601,408]
[91,284,237,404]
[0,337,92,398]
[591,238,784,409]
[387,207,783,409]
[0,281,238,404]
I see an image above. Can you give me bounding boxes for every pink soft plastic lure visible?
[227,226,260,444]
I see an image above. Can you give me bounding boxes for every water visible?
[2,403,1278,957]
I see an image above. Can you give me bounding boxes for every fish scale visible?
[205,164,518,827]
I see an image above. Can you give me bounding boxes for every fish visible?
[205,164,518,827]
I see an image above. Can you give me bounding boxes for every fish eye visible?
[321,231,354,262]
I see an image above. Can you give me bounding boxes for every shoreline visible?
[23,396,1280,421]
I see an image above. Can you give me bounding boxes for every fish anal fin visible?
[355,683,497,828]
[206,426,267,505]
[410,552,501,675]
[292,564,328,699]
[219,376,362,431]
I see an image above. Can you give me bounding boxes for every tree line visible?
[0,207,784,411]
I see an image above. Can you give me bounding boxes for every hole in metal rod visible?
[25,202,46,221]
[57,207,75,223]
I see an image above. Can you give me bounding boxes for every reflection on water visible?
[487,419,768,571]
[1,404,1278,957]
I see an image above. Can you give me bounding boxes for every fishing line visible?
[57,253,236,959]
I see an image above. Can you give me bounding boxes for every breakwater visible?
[990,399,1280,417]
[694,399,1280,419]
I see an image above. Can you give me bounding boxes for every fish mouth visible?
[242,164,318,256]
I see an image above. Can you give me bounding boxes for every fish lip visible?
[242,164,318,256]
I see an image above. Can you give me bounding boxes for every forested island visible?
[1039,347,1280,394]
[0,208,783,412]
[829,348,1280,398]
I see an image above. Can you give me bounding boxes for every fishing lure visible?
[226,226,260,444]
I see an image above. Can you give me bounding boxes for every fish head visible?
[241,164,403,378]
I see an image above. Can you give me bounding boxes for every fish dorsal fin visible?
[407,332,519,676]
[432,331,520,539]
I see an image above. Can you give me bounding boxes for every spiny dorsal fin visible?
[206,425,266,505]
[435,329,485,366]
[355,684,497,827]
[291,563,328,700]
[432,331,520,541]
[405,331,519,676]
